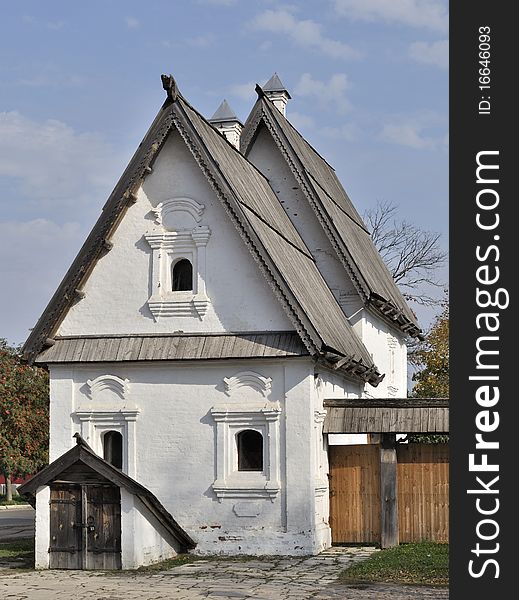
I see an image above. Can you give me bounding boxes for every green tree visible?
[411,304,449,398]
[408,303,449,443]
[0,339,49,501]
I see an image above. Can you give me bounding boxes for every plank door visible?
[85,485,122,569]
[329,444,381,543]
[49,485,82,569]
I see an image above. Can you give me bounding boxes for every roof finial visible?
[261,73,291,116]
[208,99,243,149]
[161,74,178,101]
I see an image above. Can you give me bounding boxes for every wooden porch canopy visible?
[19,435,196,552]
[323,398,449,434]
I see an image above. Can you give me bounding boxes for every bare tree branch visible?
[364,201,447,306]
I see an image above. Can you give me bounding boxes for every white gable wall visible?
[357,309,408,398]
[246,127,363,317]
[58,130,293,336]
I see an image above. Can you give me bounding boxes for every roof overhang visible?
[323,398,449,433]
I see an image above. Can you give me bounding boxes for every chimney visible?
[208,99,243,149]
[262,73,291,117]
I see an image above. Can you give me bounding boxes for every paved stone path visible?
[0,547,449,599]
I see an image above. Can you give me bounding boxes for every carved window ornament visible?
[223,371,272,398]
[86,374,130,400]
[144,197,211,319]
[75,374,139,478]
[211,395,281,502]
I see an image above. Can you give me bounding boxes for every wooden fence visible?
[397,443,449,543]
[329,443,449,545]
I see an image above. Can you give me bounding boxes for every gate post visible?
[380,433,399,548]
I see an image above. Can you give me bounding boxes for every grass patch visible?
[340,541,448,586]
[0,494,28,506]
[0,539,34,569]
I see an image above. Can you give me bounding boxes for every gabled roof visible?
[23,74,382,385]
[209,99,242,124]
[241,90,422,339]
[18,435,196,551]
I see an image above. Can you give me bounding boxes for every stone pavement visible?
[0,546,449,600]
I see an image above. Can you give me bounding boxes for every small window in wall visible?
[237,430,263,471]
[172,259,193,291]
[103,431,123,469]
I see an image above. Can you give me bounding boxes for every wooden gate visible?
[329,443,449,545]
[397,443,449,543]
[329,445,380,543]
[49,484,122,569]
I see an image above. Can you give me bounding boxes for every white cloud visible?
[187,34,216,48]
[15,64,85,88]
[125,17,140,29]
[294,73,352,113]
[22,15,65,30]
[321,123,359,141]
[0,111,121,211]
[332,0,448,34]
[379,112,446,149]
[252,9,361,60]
[409,39,448,69]
[229,81,258,101]
[287,111,316,131]
[380,123,434,148]
[0,218,84,345]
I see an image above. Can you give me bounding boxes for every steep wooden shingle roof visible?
[241,90,422,339]
[23,75,382,386]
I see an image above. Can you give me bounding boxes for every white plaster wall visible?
[35,486,50,569]
[120,489,178,568]
[48,358,326,556]
[58,130,293,336]
[360,310,408,398]
[246,127,362,317]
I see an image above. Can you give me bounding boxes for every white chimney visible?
[208,99,243,149]
[262,73,291,117]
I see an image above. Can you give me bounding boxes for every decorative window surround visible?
[153,197,205,226]
[144,197,211,320]
[210,406,281,502]
[314,409,328,496]
[74,409,139,478]
[86,375,130,400]
[223,371,272,398]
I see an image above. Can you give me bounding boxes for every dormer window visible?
[172,259,193,291]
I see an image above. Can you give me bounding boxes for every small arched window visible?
[172,259,193,291]
[103,431,123,469]
[237,429,263,472]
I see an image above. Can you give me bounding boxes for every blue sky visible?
[0,0,448,346]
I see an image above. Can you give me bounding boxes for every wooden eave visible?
[323,398,449,433]
[18,441,196,551]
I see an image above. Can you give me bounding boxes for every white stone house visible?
[20,73,421,569]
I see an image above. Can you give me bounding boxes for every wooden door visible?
[49,485,82,569]
[85,485,122,569]
[329,445,381,543]
[49,484,121,569]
